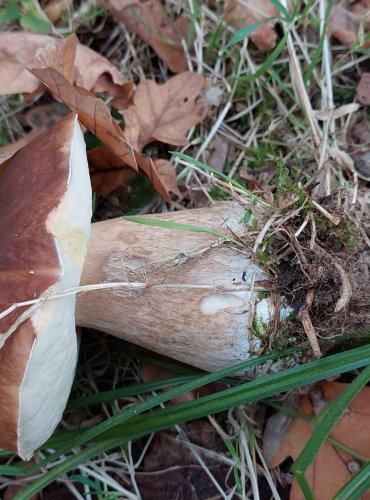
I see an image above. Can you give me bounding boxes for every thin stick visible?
[298,289,322,358]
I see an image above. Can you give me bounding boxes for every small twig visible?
[311,199,341,225]
[298,289,322,358]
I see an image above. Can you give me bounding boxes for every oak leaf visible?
[223,0,280,52]
[121,72,208,151]
[31,67,172,198]
[263,381,370,500]
[102,0,189,73]
[0,32,132,104]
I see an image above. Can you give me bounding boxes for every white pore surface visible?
[18,117,92,459]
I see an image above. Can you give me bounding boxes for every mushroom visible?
[0,115,278,458]
[0,114,92,459]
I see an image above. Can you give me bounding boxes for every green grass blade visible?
[2,345,304,476]
[246,28,291,82]
[95,345,370,443]
[334,462,370,500]
[303,0,333,82]
[10,344,370,499]
[172,151,268,205]
[292,364,370,498]
[221,18,275,52]
[66,375,197,409]
[123,215,229,239]
[269,0,292,21]
[14,439,124,500]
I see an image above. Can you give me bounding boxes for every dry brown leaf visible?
[43,32,77,84]
[328,2,370,48]
[31,67,173,198]
[263,381,370,500]
[207,135,229,173]
[88,147,135,196]
[42,0,73,23]
[0,32,132,103]
[328,5,361,47]
[102,0,189,73]
[153,159,182,198]
[31,67,137,165]
[223,0,280,52]
[352,119,370,143]
[357,73,370,106]
[121,72,208,150]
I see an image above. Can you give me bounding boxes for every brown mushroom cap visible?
[0,113,91,459]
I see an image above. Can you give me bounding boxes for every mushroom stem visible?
[76,203,278,372]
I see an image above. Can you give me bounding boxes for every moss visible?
[252,313,268,339]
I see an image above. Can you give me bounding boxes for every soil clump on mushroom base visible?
[269,205,370,351]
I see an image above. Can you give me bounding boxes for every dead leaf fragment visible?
[102,0,189,73]
[264,381,370,500]
[153,159,182,198]
[207,135,228,172]
[357,73,370,106]
[223,0,280,52]
[0,32,131,101]
[328,2,370,48]
[88,147,135,196]
[352,119,370,143]
[122,72,208,150]
[43,32,77,85]
[42,0,73,23]
[328,5,361,47]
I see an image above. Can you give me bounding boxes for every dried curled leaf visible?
[223,0,280,52]
[0,32,131,103]
[263,381,370,500]
[31,67,171,198]
[121,72,208,150]
[88,147,135,196]
[42,32,77,85]
[102,0,189,73]
[153,159,181,198]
